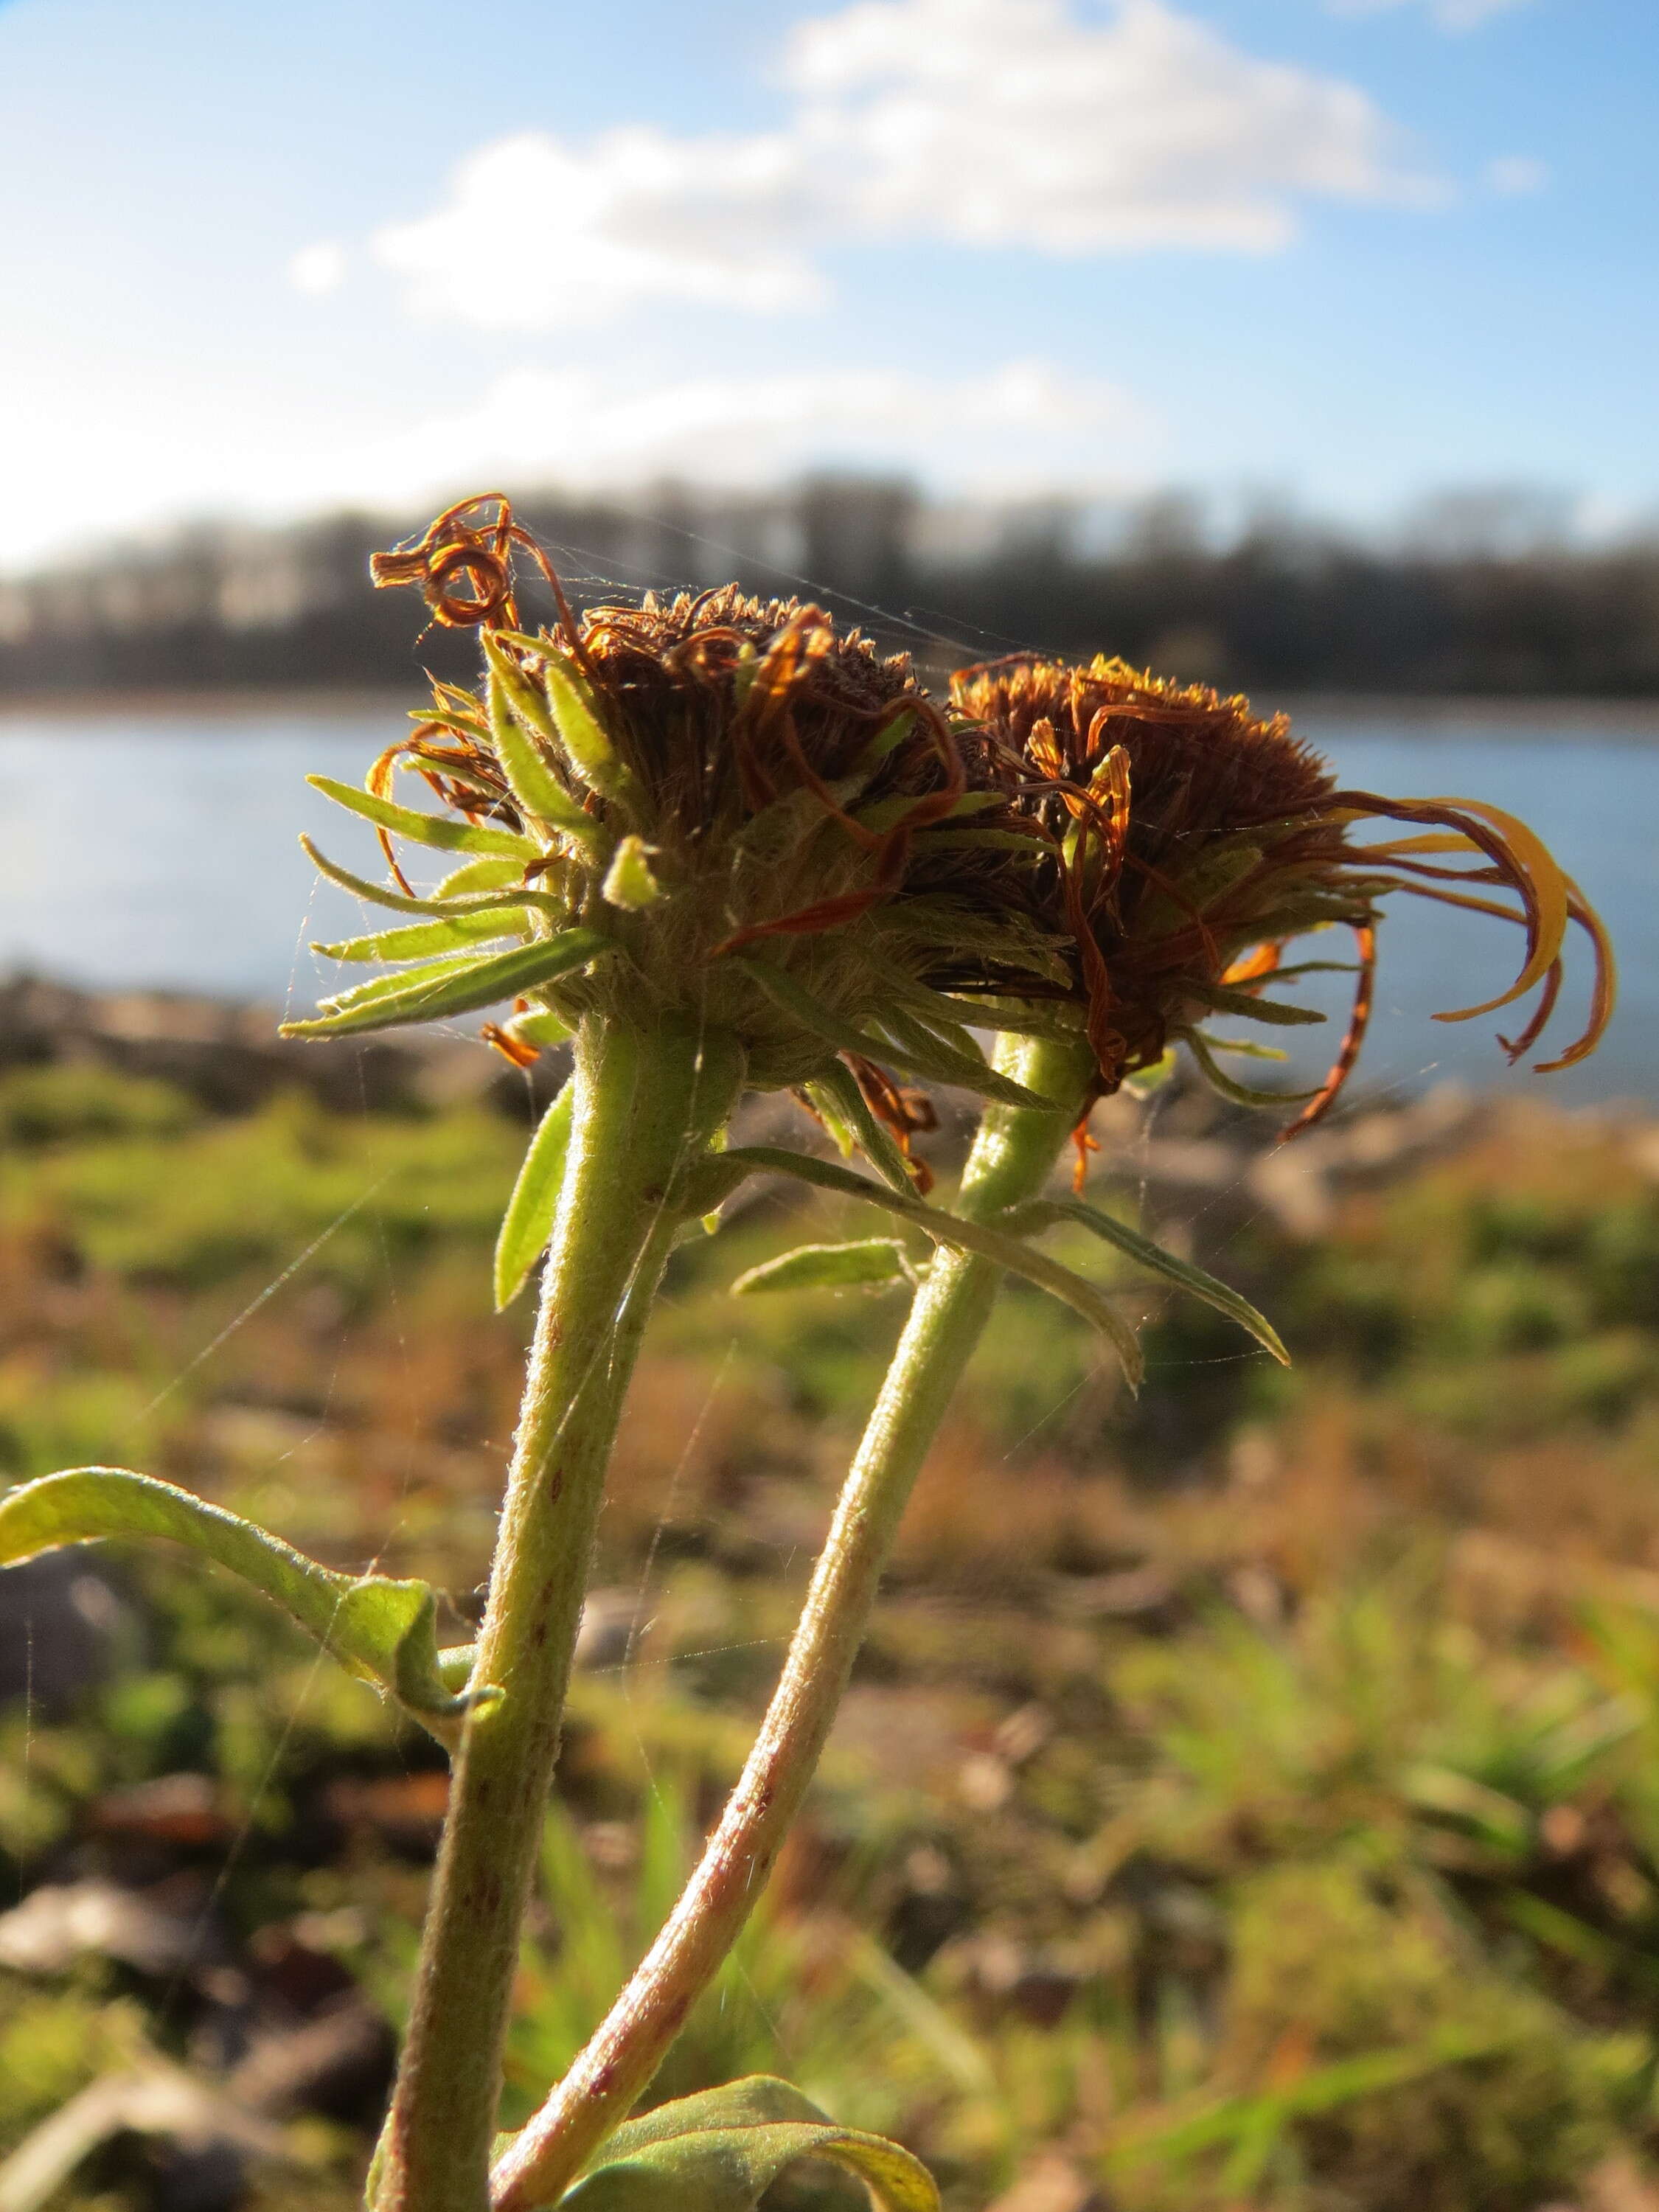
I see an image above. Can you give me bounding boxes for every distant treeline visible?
[4,479,1659,698]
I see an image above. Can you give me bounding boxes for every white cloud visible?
[288,240,347,296]
[316,359,1158,512]
[374,130,824,329]
[1484,153,1548,197]
[364,0,1440,330]
[785,0,1438,254]
[1325,0,1531,29]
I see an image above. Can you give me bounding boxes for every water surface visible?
[1,697,1652,1105]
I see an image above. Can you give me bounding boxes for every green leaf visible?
[1178,1026,1321,1110]
[601,835,663,911]
[1203,1035,1288,1062]
[549,2077,939,2212]
[852,790,1004,835]
[853,705,917,770]
[313,909,529,963]
[1185,981,1327,1026]
[317,950,490,1015]
[540,648,627,798]
[502,1009,574,1051]
[732,959,1048,1111]
[1122,1048,1178,1098]
[805,1060,917,1194]
[731,1239,915,1295]
[913,826,1050,853]
[299,835,538,919]
[436,856,526,897]
[280,931,612,1039]
[0,1469,480,1738]
[307,775,535,858]
[495,1082,574,1310]
[1010,1196,1290,1366]
[708,1149,1142,1388]
[484,646,602,840]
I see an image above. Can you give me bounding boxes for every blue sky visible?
[1,0,1653,568]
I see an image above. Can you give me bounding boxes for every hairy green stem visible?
[491,1033,1091,2211]
[380,1012,742,2212]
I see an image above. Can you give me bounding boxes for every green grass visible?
[4,1066,1659,2207]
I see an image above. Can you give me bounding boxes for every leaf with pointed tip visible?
[805,1060,916,1194]
[318,950,488,1015]
[532,2076,939,2212]
[484,649,603,841]
[436,855,526,897]
[709,1148,1142,1387]
[602,836,662,910]
[1178,1026,1321,1110]
[1186,982,1327,1027]
[731,1239,915,1295]
[540,649,633,801]
[852,789,1004,835]
[307,776,535,858]
[495,1082,574,1310]
[1010,1196,1290,1365]
[1205,1036,1288,1062]
[852,705,917,770]
[281,931,612,1039]
[313,909,529,963]
[502,1009,574,1051]
[300,835,553,919]
[0,1469,481,1738]
[732,959,1048,1110]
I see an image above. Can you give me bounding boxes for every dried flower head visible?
[953,653,1615,1138]
[285,498,1065,1135]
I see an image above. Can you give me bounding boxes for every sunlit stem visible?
[490,1032,1091,2212]
[377,1011,742,2212]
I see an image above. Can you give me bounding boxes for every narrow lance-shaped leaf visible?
[1184,981,1328,1026]
[731,1239,916,1295]
[601,835,663,911]
[1178,1025,1321,1110]
[281,930,612,1040]
[0,1469,481,1739]
[495,1082,574,1311]
[538,647,627,799]
[436,855,526,897]
[299,835,559,920]
[483,647,605,842]
[313,908,529,963]
[316,950,491,1016]
[1009,1194,1290,1366]
[307,775,535,858]
[700,1147,1143,1388]
[731,958,1049,1112]
[804,1059,917,1194]
[513,2076,939,2212]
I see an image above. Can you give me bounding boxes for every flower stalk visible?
[376,1009,742,2212]
[490,1031,1092,2211]
[0,494,1621,2212]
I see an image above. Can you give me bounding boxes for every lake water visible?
[1,696,1654,1105]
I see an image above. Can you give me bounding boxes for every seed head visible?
[288,498,1065,1121]
[953,653,1615,1135]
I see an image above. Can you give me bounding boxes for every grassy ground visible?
[4,1057,1659,2209]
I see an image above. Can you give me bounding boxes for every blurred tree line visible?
[4,477,1659,696]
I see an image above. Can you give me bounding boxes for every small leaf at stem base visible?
[0,1469,480,1736]
[509,2076,939,2212]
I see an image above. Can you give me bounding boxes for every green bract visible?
[288,589,1070,1102]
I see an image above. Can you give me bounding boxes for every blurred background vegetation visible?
[7,482,1659,702]
[4,1045,1659,2211]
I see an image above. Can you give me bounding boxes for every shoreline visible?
[2,686,1659,736]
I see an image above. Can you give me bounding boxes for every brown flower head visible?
[288,498,1065,1156]
[953,653,1615,1141]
